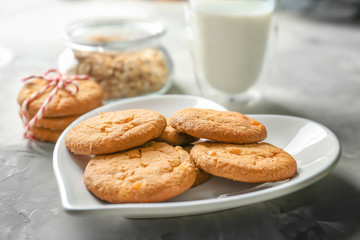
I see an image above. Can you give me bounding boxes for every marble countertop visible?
[1,1,359,239]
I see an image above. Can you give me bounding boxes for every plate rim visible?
[53,95,341,217]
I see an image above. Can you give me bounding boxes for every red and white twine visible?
[21,69,89,140]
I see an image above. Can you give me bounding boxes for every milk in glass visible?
[193,0,274,94]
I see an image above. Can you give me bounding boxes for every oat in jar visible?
[59,18,173,101]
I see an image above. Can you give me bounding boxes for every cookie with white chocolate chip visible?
[83,141,197,203]
[169,108,267,144]
[65,109,167,155]
[190,142,297,183]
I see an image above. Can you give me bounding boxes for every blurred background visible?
[282,0,360,22]
[1,0,360,22]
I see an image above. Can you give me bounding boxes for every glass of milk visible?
[186,0,277,105]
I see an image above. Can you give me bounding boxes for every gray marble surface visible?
[1,1,360,239]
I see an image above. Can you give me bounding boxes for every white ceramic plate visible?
[53,95,341,218]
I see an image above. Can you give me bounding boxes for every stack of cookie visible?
[65,108,297,204]
[17,78,103,143]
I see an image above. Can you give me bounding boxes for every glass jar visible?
[58,18,173,101]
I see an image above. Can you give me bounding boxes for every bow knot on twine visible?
[21,69,89,140]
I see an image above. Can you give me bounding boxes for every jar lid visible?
[63,18,167,51]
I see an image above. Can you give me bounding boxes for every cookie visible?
[83,141,197,203]
[17,78,103,117]
[192,167,212,188]
[169,108,267,144]
[182,145,212,187]
[156,118,198,146]
[20,100,102,131]
[190,142,297,183]
[65,109,167,155]
[20,111,82,131]
[30,127,62,143]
